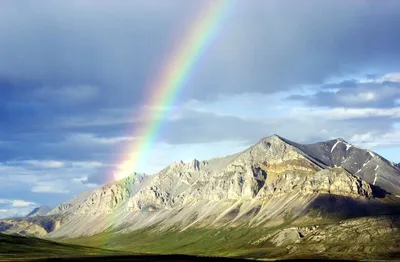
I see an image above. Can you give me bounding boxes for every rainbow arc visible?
[113,0,235,181]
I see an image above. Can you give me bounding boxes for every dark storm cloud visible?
[1,1,400,102]
[186,0,400,98]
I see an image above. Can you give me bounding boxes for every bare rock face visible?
[270,228,302,247]
[51,173,147,216]
[2,135,400,238]
[258,168,372,198]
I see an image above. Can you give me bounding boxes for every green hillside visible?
[63,217,400,261]
[0,233,126,260]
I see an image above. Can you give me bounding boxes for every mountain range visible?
[2,135,400,260]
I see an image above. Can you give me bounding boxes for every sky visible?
[0,0,400,218]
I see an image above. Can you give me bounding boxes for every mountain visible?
[2,135,400,260]
[285,137,400,195]
[26,205,52,217]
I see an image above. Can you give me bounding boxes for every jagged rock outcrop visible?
[258,168,372,199]
[0,216,60,237]
[51,173,148,216]
[2,135,400,238]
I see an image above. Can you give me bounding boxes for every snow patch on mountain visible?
[331,140,341,153]
[373,173,378,185]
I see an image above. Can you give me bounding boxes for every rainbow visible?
[113,0,235,181]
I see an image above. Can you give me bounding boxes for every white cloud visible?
[0,207,37,219]
[349,131,400,148]
[21,160,65,168]
[67,133,137,145]
[375,72,400,83]
[338,91,376,104]
[0,198,36,207]
[31,181,70,194]
[11,200,36,207]
[0,198,37,218]
[69,161,104,168]
[71,176,88,183]
[289,107,400,120]
[70,176,98,188]
[0,161,101,198]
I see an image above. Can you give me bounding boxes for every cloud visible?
[65,133,136,145]
[376,73,400,83]
[289,76,400,108]
[31,181,70,194]
[0,207,37,219]
[1,1,400,105]
[0,160,104,211]
[349,131,400,149]
[186,1,400,99]
[11,200,36,207]
[71,176,98,188]
[69,161,104,168]
[19,160,65,169]
[0,198,37,218]
[286,107,400,120]
[0,199,36,207]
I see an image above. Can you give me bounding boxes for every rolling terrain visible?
[0,233,125,260]
[2,135,400,260]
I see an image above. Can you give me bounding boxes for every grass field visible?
[63,226,282,259]
[0,233,128,260]
[62,218,400,261]
[61,223,340,260]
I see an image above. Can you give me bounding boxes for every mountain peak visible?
[335,137,347,143]
[171,159,202,169]
[259,134,286,143]
[26,205,52,217]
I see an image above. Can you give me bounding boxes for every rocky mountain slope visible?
[26,205,52,217]
[1,135,400,259]
[285,137,400,196]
